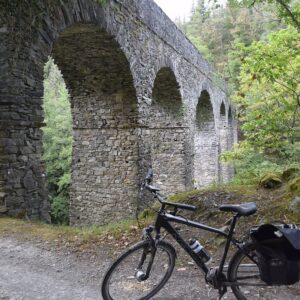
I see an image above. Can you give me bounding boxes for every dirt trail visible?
[0,236,299,300]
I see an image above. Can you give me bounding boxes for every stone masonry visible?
[0,0,236,225]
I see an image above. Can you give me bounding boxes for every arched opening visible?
[149,67,186,195]
[43,58,72,225]
[219,102,228,182]
[194,90,218,188]
[220,102,226,116]
[227,107,235,179]
[228,107,234,147]
[49,24,139,226]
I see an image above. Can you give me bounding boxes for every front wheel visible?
[101,240,176,300]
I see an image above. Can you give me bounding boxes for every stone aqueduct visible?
[0,0,236,225]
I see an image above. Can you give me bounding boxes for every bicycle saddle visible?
[219,202,257,216]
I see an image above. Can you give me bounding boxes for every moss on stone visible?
[97,0,108,7]
[167,189,202,203]
[282,167,300,181]
[259,173,282,189]
[287,176,300,196]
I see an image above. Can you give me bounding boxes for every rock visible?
[0,205,8,213]
[259,173,282,189]
[290,196,300,213]
[23,170,37,192]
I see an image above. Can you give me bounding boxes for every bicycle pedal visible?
[218,286,227,300]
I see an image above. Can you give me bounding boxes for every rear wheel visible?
[228,242,267,300]
[101,240,176,300]
[228,242,300,299]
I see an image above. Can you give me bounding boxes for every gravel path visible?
[0,237,104,300]
[0,237,299,300]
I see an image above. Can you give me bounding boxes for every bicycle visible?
[101,169,299,300]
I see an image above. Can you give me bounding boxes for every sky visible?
[154,0,227,21]
[154,0,195,21]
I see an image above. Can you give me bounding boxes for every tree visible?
[43,58,72,224]
[228,0,300,30]
[234,27,300,151]
[181,1,279,84]
[222,26,300,185]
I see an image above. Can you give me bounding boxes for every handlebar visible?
[145,168,153,183]
[141,168,196,212]
[162,201,196,212]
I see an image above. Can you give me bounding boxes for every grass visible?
[0,182,299,251]
[0,215,153,252]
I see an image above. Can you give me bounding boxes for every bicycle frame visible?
[152,209,243,277]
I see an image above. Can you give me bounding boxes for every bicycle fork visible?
[135,227,157,282]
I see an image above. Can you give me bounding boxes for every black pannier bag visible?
[250,224,300,285]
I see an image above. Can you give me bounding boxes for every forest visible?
[177,0,300,186]
[43,0,300,224]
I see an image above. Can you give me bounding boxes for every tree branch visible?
[275,0,300,30]
[273,79,299,100]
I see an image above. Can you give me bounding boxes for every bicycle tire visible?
[101,239,176,300]
[227,241,268,300]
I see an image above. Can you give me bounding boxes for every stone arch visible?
[49,24,139,226]
[194,90,218,188]
[2,2,139,225]
[219,102,228,182]
[149,67,186,195]
[0,0,107,222]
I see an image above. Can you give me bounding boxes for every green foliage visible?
[222,153,280,185]
[188,35,213,62]
[43,58,72,224]
[179,1,281,89]
[234,27,300,150]
[49,192,70,225]
[221,142,300,185]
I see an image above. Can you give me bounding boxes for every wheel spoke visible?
[228,243,270,299]
[102,240,175,300]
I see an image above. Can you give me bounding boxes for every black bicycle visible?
[101,169,299,300]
